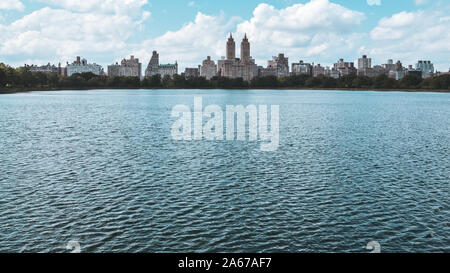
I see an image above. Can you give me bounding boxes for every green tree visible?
[161,75,173,88]
[142,75,162,88]
[0,64,6,88]
[399,74,422,89]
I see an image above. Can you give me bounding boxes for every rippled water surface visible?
[0,89,449,253]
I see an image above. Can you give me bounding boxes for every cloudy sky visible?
[0,0,449,71]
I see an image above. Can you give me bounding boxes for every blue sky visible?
[0,0,449,71]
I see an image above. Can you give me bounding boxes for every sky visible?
[0,0,449,72]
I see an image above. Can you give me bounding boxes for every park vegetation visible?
[1,63,449,92]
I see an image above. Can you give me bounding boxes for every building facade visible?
[184,67,200,78]
[258,66,277,77]
[220,34,258,82]
[67,57,103,76]
[145,51,160,77]
[357,55,386,77]
[145,51,178,77]
[200,56,217,80]
[292,60,312,76]
[326,68,340,79]
[267,54,289,77]
[357,55,377,77]
[24,63,58,74]
[334,59,357,76]
[108,55,142,78]
[158,63,178,78]
[382,59,396,72]
[416,60,434,78]
[258,54,289,78]
[24,63,67,76]
[358,55,372,70]
[312,64,325,77]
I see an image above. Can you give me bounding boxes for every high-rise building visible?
[382,59,396,72]
[67,57,103,76]
[388,61,406,80]
[312,64,325,77]
[357,55,385,77]
[395,60,403,71]
[258,65,277,77]
[358,55,372,70]
[145,51,160,77]
[220,34,257,82]
[241,34,250,62]
[184,67,200,78]
[326,68,340,79]
[264,54,289,77]
[416,60,434,78]
[108,55,142,78]
[226,34,236,60]
[292,60,312,76]
[145,51,178,78]
[200,56,217,80]
[334,58,356,76]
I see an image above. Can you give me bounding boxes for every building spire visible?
[226,33,236,60]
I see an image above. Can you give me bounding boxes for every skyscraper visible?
[145,51,160,77]
[357,55,383,77]
[226,33,236,60]
[292,60,312,76]
[241,34,250,62]
[145,51,178,77]
[358,55,372,70]
[416,60,434,78]
[334,58,356,76]
[200,56,217,80]
[220,34,257,81]
[266,54,289,77]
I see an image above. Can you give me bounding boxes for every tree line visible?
[1,63,449,92]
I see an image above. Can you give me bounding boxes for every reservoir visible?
[0,89,448,252]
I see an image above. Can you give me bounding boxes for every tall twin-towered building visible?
[22,34,440,81]
[219,34,258,82]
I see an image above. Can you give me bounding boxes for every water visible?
[0,89,449,253]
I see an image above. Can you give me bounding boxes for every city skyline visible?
[11,34,445,83]
[0,0,449,71]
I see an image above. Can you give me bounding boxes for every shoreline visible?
[1,87,449,94]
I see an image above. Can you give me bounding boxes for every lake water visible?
[0,89,449,253]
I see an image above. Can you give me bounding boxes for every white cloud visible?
[367,0,381,6]
[144,0,449,71]
[0,1,150,67]
[38,0,148,16]
[1,0,448,72]
[134,0,366,70]
[368,8,450,70]
[235,0,365,64]
[134,12,242,69]
[1,8,131,57]
[188,1,195,7]
[414,0,429,5]
[0,0,24,11]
